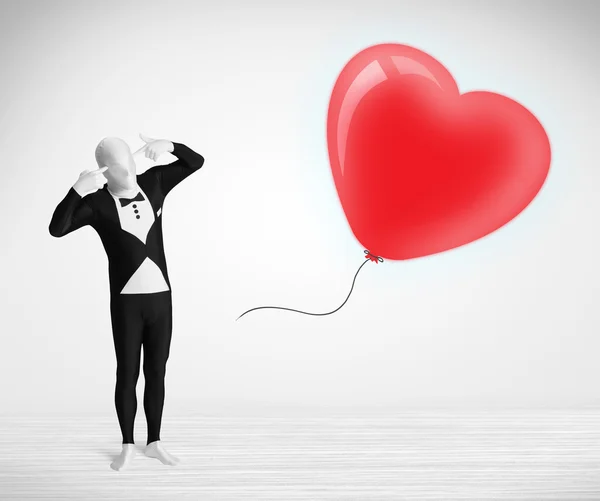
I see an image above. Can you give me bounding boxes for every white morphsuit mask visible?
[95,137,139,197]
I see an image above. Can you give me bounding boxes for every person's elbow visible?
[190,154,205,172]
[49,220,66,238]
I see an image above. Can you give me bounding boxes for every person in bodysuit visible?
[49,133,204,471]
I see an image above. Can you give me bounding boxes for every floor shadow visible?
[98,445,146,461]
[99,450,117,461]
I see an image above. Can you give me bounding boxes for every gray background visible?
[1,0,598,416]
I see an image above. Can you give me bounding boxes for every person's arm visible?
[49,188,95,237]
[146,142,205,197]
[49,166,106,237]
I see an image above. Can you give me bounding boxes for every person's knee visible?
[116,363,141,387]
[143,359,167,381]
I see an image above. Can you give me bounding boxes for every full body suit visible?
[50,137,204,447]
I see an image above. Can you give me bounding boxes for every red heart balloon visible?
[327,44,551,260]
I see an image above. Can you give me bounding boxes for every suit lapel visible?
[137,174,162,215]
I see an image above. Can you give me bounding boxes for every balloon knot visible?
[364,250,384,263]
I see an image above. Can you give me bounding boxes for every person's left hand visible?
[134,133,174,161]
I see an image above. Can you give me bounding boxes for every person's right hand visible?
[72,166,108,197]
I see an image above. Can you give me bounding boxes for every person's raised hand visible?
[133,133,174,162]
[73,166,108,197]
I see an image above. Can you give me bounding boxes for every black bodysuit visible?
[49,143,204,444]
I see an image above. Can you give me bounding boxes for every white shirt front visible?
[109,187,170,294]
[111,188,155,244]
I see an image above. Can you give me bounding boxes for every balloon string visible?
[236,250,384,321]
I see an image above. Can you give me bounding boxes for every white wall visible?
[1,0,598,415]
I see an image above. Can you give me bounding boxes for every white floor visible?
[1,410,599,500]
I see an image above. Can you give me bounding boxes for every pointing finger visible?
[139,133,154,144]
[133,144,148,156]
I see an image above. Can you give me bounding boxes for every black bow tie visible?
[119,192,145,207]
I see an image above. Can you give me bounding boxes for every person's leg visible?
[109,295,144,471]
[141,291,180,465]
[110,295,144,442]
[142,292,172,444]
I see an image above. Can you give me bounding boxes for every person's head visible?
[94,137,137,192]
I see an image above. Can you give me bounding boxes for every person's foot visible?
[110,443,136,471]
[144,440,180,465]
